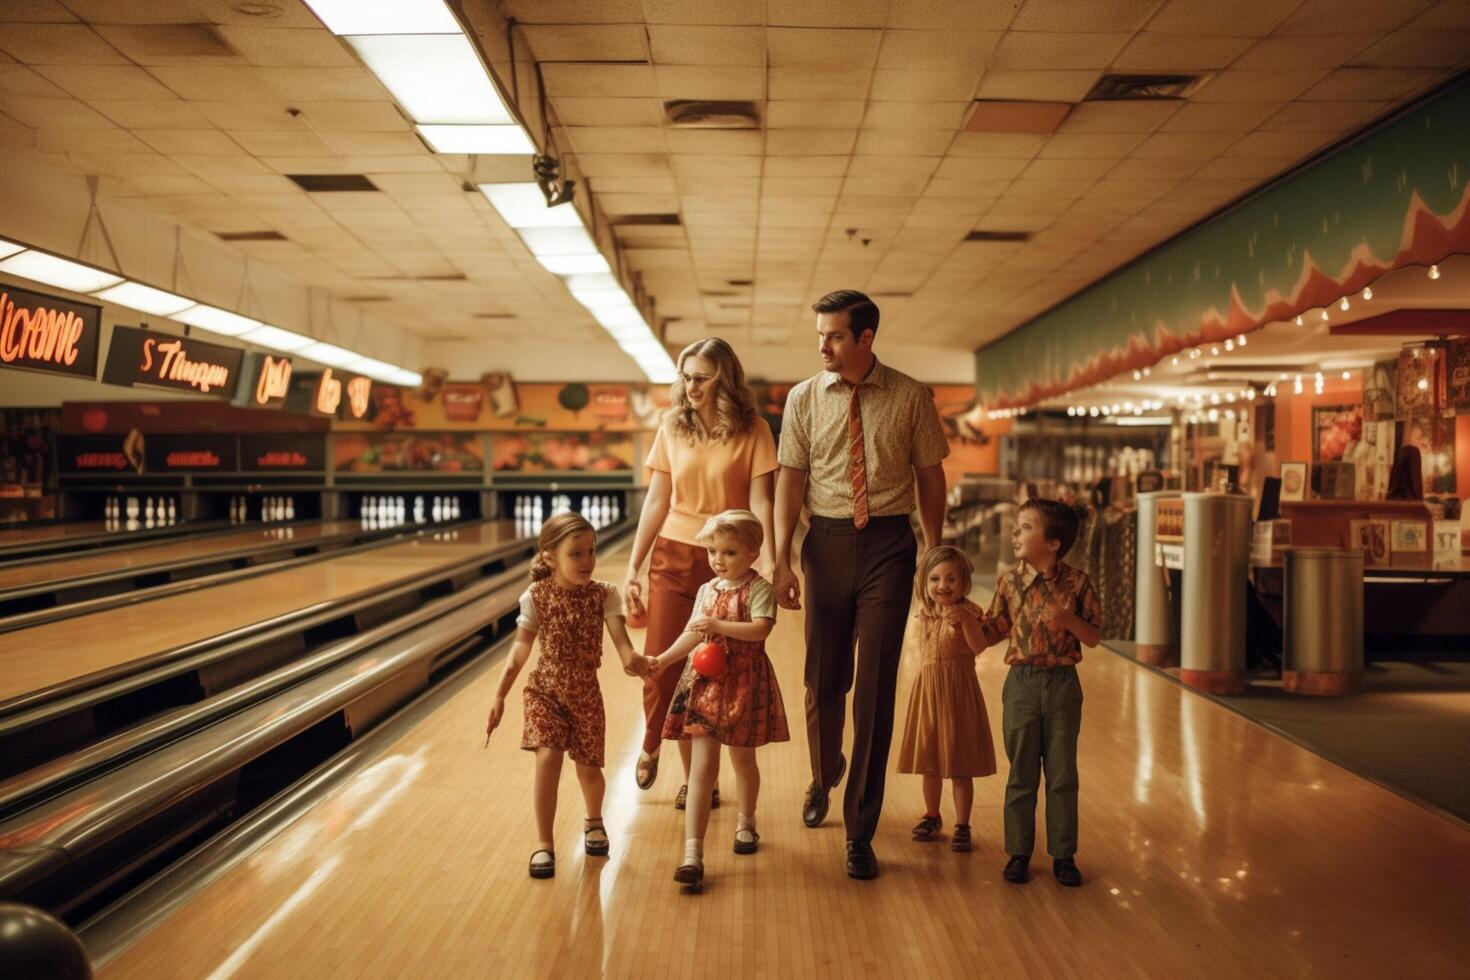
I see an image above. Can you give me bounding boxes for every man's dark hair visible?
[1020,497,1080,559]
[812,289,880,341]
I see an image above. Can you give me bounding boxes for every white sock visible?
[683,839,703,864]
[737,813,755,833]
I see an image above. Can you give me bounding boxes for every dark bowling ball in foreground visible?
[692,641,725,678]
[0,903,92,979]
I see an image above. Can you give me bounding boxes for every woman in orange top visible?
[625,338,778,806]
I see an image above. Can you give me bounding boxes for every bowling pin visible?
[432,497,442,522]
[285,497,295,521]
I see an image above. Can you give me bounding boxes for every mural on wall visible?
[975,78,1470,408]
[491,431,636,473]
[1313,404,1364,463]
[333,432,484,473]
[341,380,670,433]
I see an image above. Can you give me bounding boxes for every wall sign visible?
[144,433,238,472]
[57,432,144,474]
[252,353,293,408]
[345,375,372,419]
[103,324,243,400]
[0,284,101,379]
[241,432,325,471]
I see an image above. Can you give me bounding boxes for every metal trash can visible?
[1180,492,1252,695]
[1135,490,1181,665]
[1282,547,1364,695]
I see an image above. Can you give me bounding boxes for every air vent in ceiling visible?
[1085,74,1203,101]
[964,230,1033,242]
[664,100,761,129]
[286,174,379,192]
[215,230,287,241]
[609,213,682,226]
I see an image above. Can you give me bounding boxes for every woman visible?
[625,338,777,807]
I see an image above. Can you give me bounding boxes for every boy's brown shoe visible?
[1003,855,1030,884]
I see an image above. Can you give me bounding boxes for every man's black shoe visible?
[847,839,879,880]
[1003,855,1030,884]
[1053,858,1082,887]
[802,753,846,828]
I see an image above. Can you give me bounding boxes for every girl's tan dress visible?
[896,599,998,779]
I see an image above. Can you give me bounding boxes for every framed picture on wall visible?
[1312,404,1363,462]
[1279,461,1307,501]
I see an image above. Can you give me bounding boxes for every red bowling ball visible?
[692,642,725,678]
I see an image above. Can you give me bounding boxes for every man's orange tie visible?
[848,384,869,529]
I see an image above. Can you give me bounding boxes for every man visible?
[773,289,949,880]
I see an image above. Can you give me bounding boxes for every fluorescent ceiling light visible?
[519,227,598,257]
[302,0,459,35]
[243,324,314,352]
[347,34,512,125]
[385,367,423,387]
[0,250,122,293]
[299,341,363,368]
[416,124,534,154]
[0,239,24,260]
[478,182,583,228]
[537,253,611,276]
[1110,416,1173,427]
[353,357,401,382]
[93,281,193,316]
[590,305,645,330]
[174,304,259,336]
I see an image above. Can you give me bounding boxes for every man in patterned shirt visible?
[980,498,1102,888]
[773,289,949,881]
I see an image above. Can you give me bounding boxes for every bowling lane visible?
[0,522,116,545]
[0,521,522,704]
[0,520,375,592]
[97,553,1468,979]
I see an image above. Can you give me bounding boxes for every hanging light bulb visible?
[1295,315,1304,326]
[1320,309,1330,321]
[1294,375,1304,394]
[1207,408,1219,422]
[1172,355,1180,366]
[1224,339,1234,352]
[1142,366,1151,377]
[1428,264,1440,280]
[1339,296,1350,311]
[1237,334,1247,347]
[1361,286,1372,300]
[1210,392,1220,405]
[1342,370,1351,381]
[1133,369,1142,381]
[1067,406,1075,416]
[1417,376,1429,391]
[1211,345,1221,356]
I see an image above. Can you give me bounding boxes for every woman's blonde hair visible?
[915,545,974,614]
[695,508,763,554]
[531,511,596,581]
[668,337,759,443]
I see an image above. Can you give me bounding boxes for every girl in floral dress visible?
[653,510,788,886]
[485,513,652,879]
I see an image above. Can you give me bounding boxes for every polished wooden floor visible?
[0,522,518,702]
[0,520,121,544]
[99,541,1468,978]
[0,519,366,591]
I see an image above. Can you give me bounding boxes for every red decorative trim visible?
[1283,670,1363,696]
[994,183,1470,408]
[1135,644,1179,667]
[1180,668,1247,696]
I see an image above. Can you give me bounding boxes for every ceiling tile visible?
[1260,100,1388,131]
[565,126,669,154]
[767,66,870,100]
[263,67,385,103]
[847,155,939,178]
[0,95,114,127]
[145,65,274,101]
[1057,100,1180,134]
[1297,67,1444,101]
[1022,156,1117,180]
[1158,101,1283,132]
[0,62,67,98]
[0,23,128,64]
[521,24,649,61]
[1009,0,1163,32]
[551,97,664,127]
[767,28,882,68]
[573,152,673,176]
[1349,30,1470,67]
[1231,33,1376,69]
[33,125,150,154]
[1146,0,1299,36]
[765,128,855,154]
[853,130,955,155]
[672,154,761,177]
[648,25,765,65]
[990,31,1132,70]
[934,156,1029,180]
[975,70,1099,102]
[1038,132,1148,158]
[1191,69,1331,102]
[228,129,335,156]
[862,102,968,131]
[1112,32,1255,70]
[1403,0,1470,31]
[1191,155,1297,179]
[654,65,764,100]
[1222,129,1335,159]
[195,100,313,131]
[868,68,983,102]
[35,63,179,100]
[947,132,1047,157]
[767,0,890,29]
[768,100,865,128]
[643,0,764,26]
[765,155,849,176]
[1276,0,1438,36]
[135,128,243,155]
[1105,156,1208,180]
[541,63,658,98]
[877,30,1002,68]
[212,26,357,67]
[665,129,763,154]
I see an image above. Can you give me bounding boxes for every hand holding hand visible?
[942,604,972,629]
[773,562,801,610]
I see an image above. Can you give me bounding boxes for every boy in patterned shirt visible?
[976,498,1101,888]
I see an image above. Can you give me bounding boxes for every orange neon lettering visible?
[255,355,292,404]
[0,292,84,367]
[316,368,342,414]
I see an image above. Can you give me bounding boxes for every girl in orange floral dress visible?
[485,513,652,880]
[653,510,788,887]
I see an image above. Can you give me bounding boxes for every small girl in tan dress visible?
[485,513,653,880]
[653,509,788,887]
[896,546,998,853]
